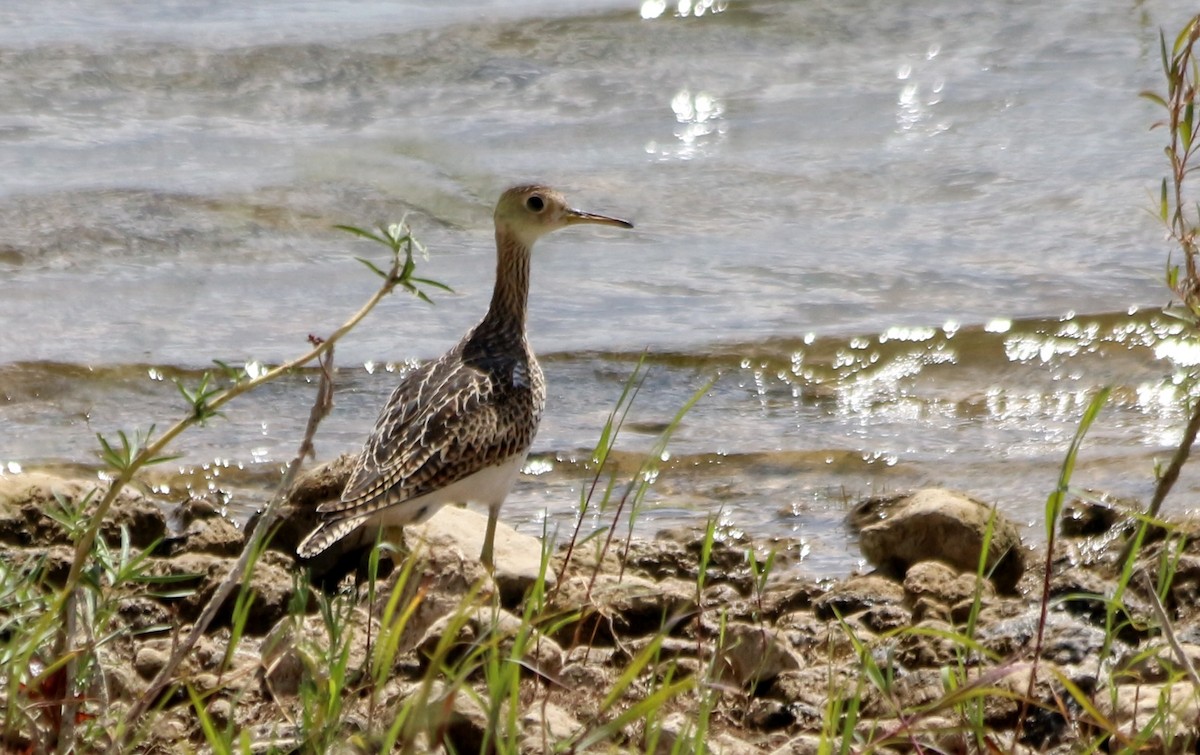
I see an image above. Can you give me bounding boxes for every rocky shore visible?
[1,464,1198,753]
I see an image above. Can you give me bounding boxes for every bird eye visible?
[525,195,545,212]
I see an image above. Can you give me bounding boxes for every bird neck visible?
[478,228,533,342]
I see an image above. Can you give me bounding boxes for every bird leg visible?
[481,503,500,572]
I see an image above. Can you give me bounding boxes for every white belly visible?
[367,453,527,532]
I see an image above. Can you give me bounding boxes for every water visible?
[1,0,1198,577]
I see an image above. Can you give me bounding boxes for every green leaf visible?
[1162,177,1170,222]
[189,685,230,755]
[334,224,389,245]
[1045,387,1111,540]
[355,256,389,279]
[411,276,454,293]
[1140,90,1169,109]
[1174,18,1197,57]
[1160,28,1170,77]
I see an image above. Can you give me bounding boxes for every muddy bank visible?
[1,467,1197,753]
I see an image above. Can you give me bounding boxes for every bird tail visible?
[296,516,365,560]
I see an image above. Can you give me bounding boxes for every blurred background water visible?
[1,0,1198,576]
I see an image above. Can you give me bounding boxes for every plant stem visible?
[1147,395,1200,520]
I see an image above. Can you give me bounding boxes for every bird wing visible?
[315,351,514,519]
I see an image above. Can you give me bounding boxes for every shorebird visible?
[296,185,633,570]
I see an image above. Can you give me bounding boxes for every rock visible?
[652,712,756,755]
[707,731,760,755]
[134,645,170,680]
[977,609,1117,665]
[551,573,696,645]
[778,733,824,755]
[96,657,141,701]
[249,454,355,557]
[0,472,165,549]
[287,454,356,509]
[369,529,493,656]
[261,606,380,700]
[716,622,801,688]
[910,596,951,624]
[519,701,580,753]
[1060,497,1123,537]
[904,560,994,607]
[1097,682,1200,751]
[985,664,1068,728]
[5,544,74,585]
[145,551,229,621]
[0,473,93,546]
[237,550,304,634]
[179,515,245,557]
[118,596,172,633]
[625,527,782,592]
[148,715,191,748]
[406,505,554,607]
[438,684,490,755]
[174,495,221,528]
[144,548,298,633]
[1048,568,1144,643]
[702,581,744,612]
[1119,642,1200,684]
[416,605,564,678]
[895,619,959,667]
[758,579,825,620]
[850,489,1025,592]
[261,620,304,699]
[207,698,233,727]
[812,574,905,621]
[559,660,611,691]
[857,602,912,634]
[771,668,861,710]
[885,668,946,713]
[1158,554,1200,621]
[744,698,795,731]
[104,491,167,549]
[595,575,695,634]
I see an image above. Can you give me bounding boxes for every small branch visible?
[1139,571,1200,689]
[114,347,339,743]
[58,260,405,610]
[1147,395,1200,520]
[35,223,442,750]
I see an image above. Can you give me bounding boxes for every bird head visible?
[493,185,633,248]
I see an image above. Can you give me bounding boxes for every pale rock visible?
[520,701,582,752]
[1098,682,1200,751]
[904,559,994,606]
[850,488,1025,592]
[812,574,905,621]
[133,645,170,680]
[416,605,564,678]
[261,607,381,700]
[651,712,758,754]
[717,622,801,687]
[181,515,244,557]
[0,471,165,548]
[408,505,555,606]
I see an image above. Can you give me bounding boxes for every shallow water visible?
[2,0,1198,577]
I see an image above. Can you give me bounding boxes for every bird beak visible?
[566,208,634,230]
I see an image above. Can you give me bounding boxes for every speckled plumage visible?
[296,185,632,567]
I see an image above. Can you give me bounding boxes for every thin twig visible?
[37,227,434,749]
[1139,571,1200,689]
[63,268,400,599]
[114,347,339,743]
